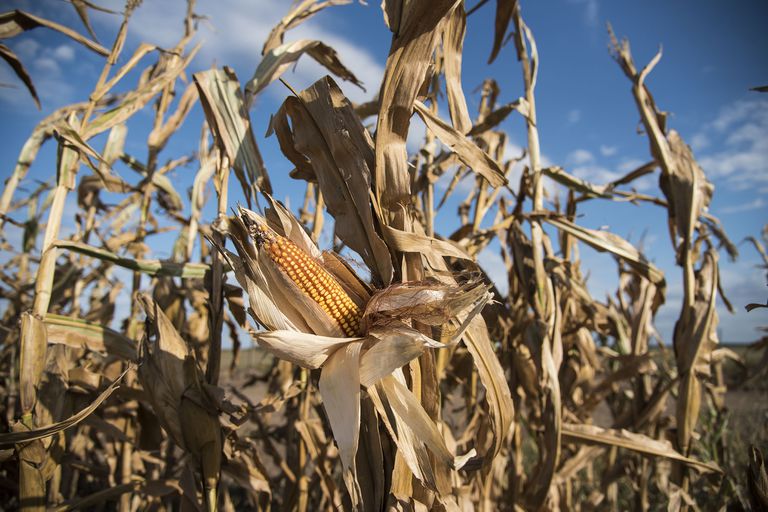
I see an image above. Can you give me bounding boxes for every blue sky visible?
[1,0,766,343]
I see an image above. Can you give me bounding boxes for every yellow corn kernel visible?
[248,221,362,336]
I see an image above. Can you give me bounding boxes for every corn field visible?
[0,1,767,510]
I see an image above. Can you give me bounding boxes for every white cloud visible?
[719,197,766,214]
[567,108,581,124]
[33,57,60,75]
[708,99,764,132]
[688,98,768,191]
[599,144,617,157]
[107,0,382,104]
[0,37,77,107]
[567,0,600,28]
[52,44,75,61]
[12,39,40,61]
[567,148,594,165]
[689,132,709,151]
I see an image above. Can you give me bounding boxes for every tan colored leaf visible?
[319,340,364,508]
[374,0,459,223]
[674,249,719,454]
[246,39,363,100]
[561,423,721,473]
[359,327,445,388]
[488,0,515,64]
[19,312,47,414]
[70,0,116,42]
[467,98,528,136]
[383,225,472,261]
[542,216,666,287]
[83,44,199,139]
[262,0,351,54]
[44,314,137,361]
[542,166,611,198]
[414,100,506,187]
[379,374,471,471]
[0,43,39,108]
[270,77,393,285]
[54,240,210,278]
[250,330,361,369]
[0,10,108,56]
[441,4,471,134]
[1,366,131,446]
[194,67,272,206]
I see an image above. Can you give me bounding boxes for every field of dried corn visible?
[1,1,767,510]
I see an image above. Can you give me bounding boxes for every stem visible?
[206,155,229,385]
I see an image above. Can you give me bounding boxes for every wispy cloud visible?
[0,38,77,108]
[567,108,581,124]
[567,148,594,165]
[567,0,600,28]
[720,197,766,214]
[100,0,383,104]
[600,144,617,157]
[689,132,709,151]
[694,98,768,191]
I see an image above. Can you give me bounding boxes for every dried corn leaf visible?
[246,39,362,100]
[69,0,116,43]
[674,249,719,454]
[542,216,666,287]
[194,67,272,206]
[460,316,514,464]
[488,0,515,64]
[359,327,446,388]
[542,166,611,198]
[262,0,351,54]
[379,375,470,471]
[375,0,458,220]
[414,101,506,187]
[44,314,137,360]
[19,312,47,414]
[0,10,109,56]
[661,130,714,257]
[271,76,392,284]
[137,294,191,448]
[468,97,528,136]
[54,240,210,278]
[2,367,131,446]
[561,423,721,473]
[0,43,39,108]
[442,4,471,134]
[148,82,198,151]
[383,225,472,261]
[319,340,364,508]
[83,45,199,139]
[251,330,361,369]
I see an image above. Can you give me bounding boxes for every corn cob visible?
[247,219,362,336]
